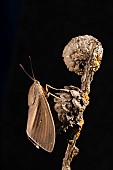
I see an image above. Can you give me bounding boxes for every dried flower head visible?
[62,35,103,75]
[54,86,89,132]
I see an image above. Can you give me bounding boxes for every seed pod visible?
[54,86,89,131]
[62,35,103,75]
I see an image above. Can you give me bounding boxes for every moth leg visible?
[46,84,69,99]
[46,84,69,93]
[47,92,61,99]
[46,84,60,92]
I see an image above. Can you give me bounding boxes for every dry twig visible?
[54,35,103,170]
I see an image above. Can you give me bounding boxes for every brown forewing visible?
[26,81,55,152]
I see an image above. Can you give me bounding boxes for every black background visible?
[2,0,113,170]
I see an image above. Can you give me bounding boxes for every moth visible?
[20,60,55,152]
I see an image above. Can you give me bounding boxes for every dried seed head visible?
[54,86,89,131]
[62,35,103,75]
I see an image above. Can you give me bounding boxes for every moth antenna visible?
[29,56,35,80]
[19,64,35,81]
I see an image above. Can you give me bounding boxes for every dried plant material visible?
[53,35,103,169]
[54,86,89,170]
[63,35,103,75]
[54,86,89,132]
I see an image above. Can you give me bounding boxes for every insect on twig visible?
[20,57,56,152]
[20,34,103,170]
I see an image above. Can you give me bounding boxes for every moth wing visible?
[28,83,36,106]
[26,83,55,152]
